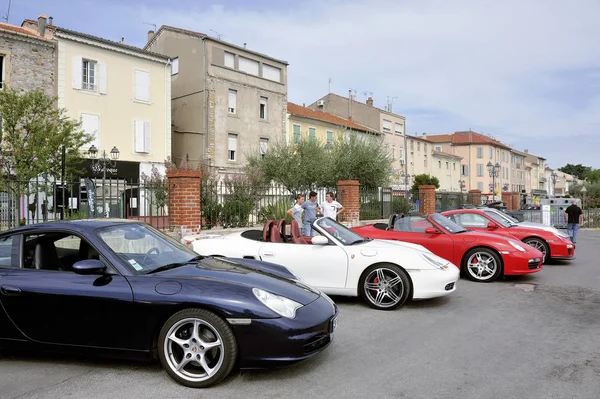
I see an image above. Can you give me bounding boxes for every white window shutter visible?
[144,122,151,153]
[72,56,82,90]
[134,121,145,152]
[134,70,150,102]
[98,62,107,94]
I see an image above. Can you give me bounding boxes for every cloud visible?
[18,0,600,167]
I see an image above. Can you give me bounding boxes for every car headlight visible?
[420,252,451,270]
[252,288,303,319]
[508,240,526,253]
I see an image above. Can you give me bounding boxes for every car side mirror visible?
[311,236,329,245]
[487,222,498,229]
[72,259,107,275]
[425,227,441,234]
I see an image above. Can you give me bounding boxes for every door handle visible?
[262,252,274,257]
[1,285,21,296]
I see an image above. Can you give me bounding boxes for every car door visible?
[389,216,455,261]
[0,234,26,341]
[258,240,349,289]
[0,231,136,349]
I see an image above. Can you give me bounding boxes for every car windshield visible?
[484,209,519,224]
[315,218,367,245]
[430,213,468,234]
[482,211,513,227]
[96,223,201,273]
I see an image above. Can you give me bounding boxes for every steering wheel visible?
[142,247,161,265]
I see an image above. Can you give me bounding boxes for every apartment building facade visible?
[307,93,406,181]
[0,16,56,96]
[523,150,547,198]
[286,102,379,145]
[145,26,288,175]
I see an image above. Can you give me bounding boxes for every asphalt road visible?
[2,230,600,399]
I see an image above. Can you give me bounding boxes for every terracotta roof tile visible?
[424,134,453,143]
[287,102,378,134]
[0,22,50,40]
[427,131,511,149]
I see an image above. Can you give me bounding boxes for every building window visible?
[438,160,442,168]
[410,141,414,150]
[224,52,235,68]
[228,89,237,114]
[239,56,259,75]
[82,60,96,91]
[308,127,316,142]
[424,156,428,167]
[453,162,456,170]
[262,64,281,82]
[435,146,441,151]
[490,148,494,159]
[394,122,403,135]
[424,144,427,152]
[0,55,4,89]
[259,96,268,120]
[134,69,150,102]
[326,130,334,146]
[382,119,392,132]
[446,161,449,169]
[391,146,396,160]
[228,134,237,161]
[399,147,404,161]
[477,182,483,191]
[461,165,469,176]
[293,124,301,143]
[477,147,483,158]
[260,138,268,158]
[417,142,420,151]
[134,120,151,153]
[81,113,100,147]
[477,164,483,177]
[171,57,179,75]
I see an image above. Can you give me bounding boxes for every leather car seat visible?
[34,238,63,271]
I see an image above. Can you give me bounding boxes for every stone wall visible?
[0,32,56,96]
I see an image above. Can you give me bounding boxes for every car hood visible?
[153,257,321,305]
[359,238,432,253]
[516,222,569,237]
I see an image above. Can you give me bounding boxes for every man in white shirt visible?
[286,194,305,233]
[322,191,345,220]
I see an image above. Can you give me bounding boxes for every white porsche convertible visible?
[184,218,459,310]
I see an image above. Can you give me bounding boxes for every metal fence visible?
[0,178,168,231]
[510,208,600,228]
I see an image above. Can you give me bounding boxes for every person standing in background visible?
[301,191,321,236]
[564,200,583,244]
[287,194,305,234]
[322,191,345,221]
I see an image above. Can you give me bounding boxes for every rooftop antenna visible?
[2,0,12,23]
[386,96,398,112]
[362,91,373,100]
[210,29,225,40]
[143,22,157,32]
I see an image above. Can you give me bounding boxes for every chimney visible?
[147,30,155,42]
[422,132,427,137]
[38,14,47,37]
[366,97,373,106]
[48,16,53,26]
[524,149,528,153]
[119,37,125,44]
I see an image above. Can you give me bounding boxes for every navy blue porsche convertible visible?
[0,220,338,388]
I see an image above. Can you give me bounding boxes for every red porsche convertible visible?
[440,209,575,263]
[351,213,544,283]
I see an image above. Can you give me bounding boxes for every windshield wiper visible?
[349,238,370,245]
[146,255,203,274]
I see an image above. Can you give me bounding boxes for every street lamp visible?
[486,161,501,201]
[550,171,558,197]
[89,145,120,217]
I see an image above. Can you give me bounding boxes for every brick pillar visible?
[511,192,519,211]
[468,189,481,206]
[166,169,202,235]
[418,185,436,216]
[502,191,511,209]
[337,180,360,226]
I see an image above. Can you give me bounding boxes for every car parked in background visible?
[351,213,543,283]
[441,209,575,262]
[186,217,460,310]
[0,220,337,388]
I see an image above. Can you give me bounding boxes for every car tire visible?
[462,247,502,282]
[522,237,549,262]
[360,263,411,310]
[158,308,237,388]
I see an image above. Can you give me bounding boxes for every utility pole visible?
[328,78,332,93]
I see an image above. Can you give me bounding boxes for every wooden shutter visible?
[72,56,82,90]
[98,62,107,94]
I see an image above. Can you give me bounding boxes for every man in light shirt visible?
[322,191,345,221]
[286,194,305,234]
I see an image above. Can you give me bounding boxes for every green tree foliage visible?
[245,132,392,191]
[558,164,591,180]
[0,89,91,219]
[410,174,440,192]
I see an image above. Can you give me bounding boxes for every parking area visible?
[1,230,599,399]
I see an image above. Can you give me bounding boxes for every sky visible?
[5,0,600,169]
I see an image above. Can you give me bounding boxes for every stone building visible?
[0,15,56,96]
